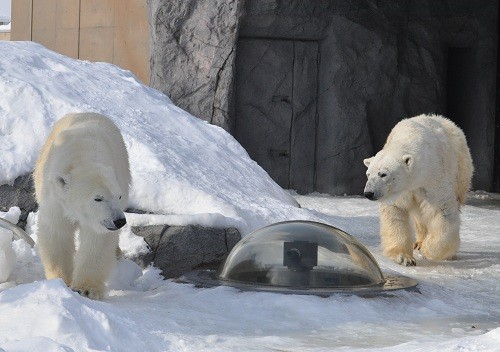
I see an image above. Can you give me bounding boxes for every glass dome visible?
[181,221,417,295]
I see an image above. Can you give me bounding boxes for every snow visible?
[0,23,9,33]
[0,41,499,351]
[0,213,16,282]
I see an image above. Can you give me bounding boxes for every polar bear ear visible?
[363,157,374,167]
[402,155,412,167]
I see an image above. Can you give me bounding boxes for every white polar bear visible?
[363,114,473,266]
[34,112,130,299]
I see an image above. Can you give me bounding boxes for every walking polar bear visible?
[34,112,130,299]
[363,114,473,266]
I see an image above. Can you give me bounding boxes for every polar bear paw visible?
[72,285,105,300]
[394,253,416,267]
[413,241,422,250]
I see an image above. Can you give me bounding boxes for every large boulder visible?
[0,173,38,229]
[131,224,241,278]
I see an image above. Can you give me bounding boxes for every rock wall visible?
[238,0,498,194]
[148,0,498,194]
[148,0,244,131]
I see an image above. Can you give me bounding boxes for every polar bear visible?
[34,112,130,299]
[363,114,473,266]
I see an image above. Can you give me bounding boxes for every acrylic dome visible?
[181,221,417,295]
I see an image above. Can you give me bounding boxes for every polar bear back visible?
[34,113,130,205]
[384,114,472,202]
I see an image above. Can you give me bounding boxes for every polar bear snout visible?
[102,212,127,231]
[113,217,127,229]
[363,187,381,201]
[363,179,383,201]
[364,191,375,200]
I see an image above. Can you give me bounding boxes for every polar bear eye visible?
[94,196,103,202]
[119,196,122,200]
[379,172,387,178]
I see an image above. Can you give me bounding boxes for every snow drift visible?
[0,41,300,236]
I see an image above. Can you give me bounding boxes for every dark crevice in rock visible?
[211,46,235,124]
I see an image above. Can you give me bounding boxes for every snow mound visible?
[0,41,299,235]
[0,279,152,351]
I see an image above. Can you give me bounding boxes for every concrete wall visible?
[10,0,149,84]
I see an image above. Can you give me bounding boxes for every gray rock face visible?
[148,0,244,131]
[238,0,498,194]
[149,0,498,194]
[0,173,38,228]
[131,224,241,278]
[235,39,319,193]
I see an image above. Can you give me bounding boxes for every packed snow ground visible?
[0,41,499,351]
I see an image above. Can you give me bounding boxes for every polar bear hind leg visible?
[440,117,473,206]
[419,205,460,261]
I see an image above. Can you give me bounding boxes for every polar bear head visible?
[55,163,127,234]
[363,150,413,202]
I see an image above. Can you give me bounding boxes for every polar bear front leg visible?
[37,206,76,286]
[380,204,416,266]
[411,212,428,251]
[419,205,460,261]
[71,227,119,300]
